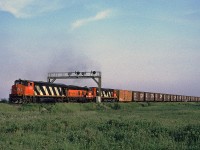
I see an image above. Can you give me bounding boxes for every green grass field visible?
[0,102,200,150]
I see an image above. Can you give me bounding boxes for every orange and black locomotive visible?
[9,79,93,103]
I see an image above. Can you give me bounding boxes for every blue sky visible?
[0,0,200,98]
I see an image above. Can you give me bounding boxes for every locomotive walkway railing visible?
[47,71,102,102]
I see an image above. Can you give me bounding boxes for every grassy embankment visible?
[0,102,200,150]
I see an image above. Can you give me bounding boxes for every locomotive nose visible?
[11,85,17,94]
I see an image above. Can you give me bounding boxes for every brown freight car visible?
[193,97,196,102]
[191,97,195,102]
[133,91,145,102]
[117,90,132,102]
[164,94,171,102]
[188,96,192,102]
[186,96,190,102]
[155,93,164,102]
[170,95,177,102]
[177,95,182,102]
[145,92,154,102]
[182,96,187,102]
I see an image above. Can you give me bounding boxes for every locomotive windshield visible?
[15,80,28,86]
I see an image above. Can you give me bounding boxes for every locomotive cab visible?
[9,79,34,103]
[13,80,34,96]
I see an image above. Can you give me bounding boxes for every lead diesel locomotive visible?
[9,79,200,103]
[9,79,94,103]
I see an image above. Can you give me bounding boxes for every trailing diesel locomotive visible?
[9,79,200,103]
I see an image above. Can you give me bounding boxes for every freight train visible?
[9,79,200,103]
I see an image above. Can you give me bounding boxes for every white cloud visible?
[0,0,64,18]
[71,9,112,30]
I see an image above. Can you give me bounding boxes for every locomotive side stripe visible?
[57,87,61,96]
[36,85,43,96]
[43,86,49,96]
[39,85,45,96]
[62,87,66,96]
[108,91,111,97]
[34,85,40,95]
[60,87,64,96]
[52,87,57,96]
[54,87,60,96]
[58,87,62,96]
[46,86,52,96]
[35,86,39,95]
[49,86,54,96]
[103,91,106,97]
[37,86,44,95]
[102,91,105,97]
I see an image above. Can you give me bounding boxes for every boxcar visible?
[190,97,195,102]
[133,91,145,102]
[182,96,187,102]
[118,90,132,102]
[164,94,171,102]
[145,92,155,102]
[170,95,177,102]
[155,93,164,102]
[188,96,191,102]
[177,95,182,102]
[186,96,190,102]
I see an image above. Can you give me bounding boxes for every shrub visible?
[0,99,8,103]
[111,103,121,110]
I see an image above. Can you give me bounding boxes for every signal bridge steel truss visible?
[47,71,102,102]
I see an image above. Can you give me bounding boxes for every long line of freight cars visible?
[9,79,200,103]
[119,91,199,102]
